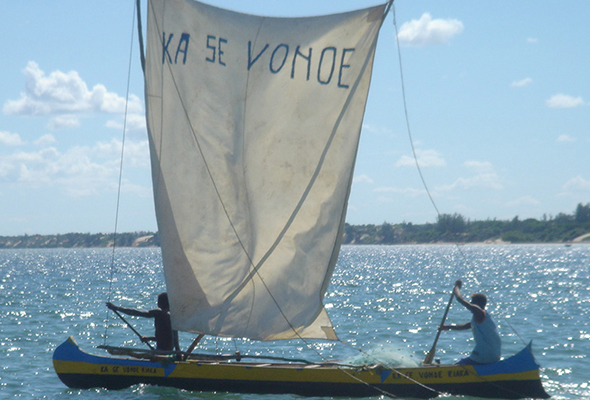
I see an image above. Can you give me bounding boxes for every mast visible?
[136,0,146,74]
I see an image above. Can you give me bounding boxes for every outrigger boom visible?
[98,343,327,365]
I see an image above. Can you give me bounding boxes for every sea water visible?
[1,244,588,399]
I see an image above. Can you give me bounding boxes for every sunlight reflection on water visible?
[0,244,588,399]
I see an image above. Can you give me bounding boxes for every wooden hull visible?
[53,337,549,398]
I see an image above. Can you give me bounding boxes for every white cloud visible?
[0,131,23,146]
[353,174,374,184]
[95,138,150,168]
[464,160,494,172]
[562,176,590,192]
[34,134,56,146]
[361,123,392,136]
[0,159,14,177]
[0,138,149,195]
[505,196,540,208]
[511,77,532,87]
[0,147,58,178]
[376,196,395,204]
[3,61,143,128]
[556,134,575,143]
[48,114,81,130]
[395,149,446,168]
[546,94,585,109]
[437,173,503,192]
[527,37,538,43]
[397,13,464,47]
[105,113,147,132]
[374,186,425,197]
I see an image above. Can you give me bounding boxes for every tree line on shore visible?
[0,231,160,249]
[344,203,590,245]
[1,203,589,249]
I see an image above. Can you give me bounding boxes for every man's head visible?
[158,292,169,310]
[470,293,487,309]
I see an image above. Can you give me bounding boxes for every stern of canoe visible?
[53,336,175,389]
[416,342,549,399]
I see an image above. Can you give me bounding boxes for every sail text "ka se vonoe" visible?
[162,32,356,89]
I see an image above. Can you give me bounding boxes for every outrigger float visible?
[54,337,548,398]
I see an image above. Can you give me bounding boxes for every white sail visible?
[145,0,387,340]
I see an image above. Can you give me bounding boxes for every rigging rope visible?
[390,5,482,287]
[389,6,542,399]
[146,1,415,397]
[103,0,138,347]
[120,1,532,398]
[146,0,391,354]
[391,3,483,285]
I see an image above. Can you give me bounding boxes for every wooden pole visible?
[423,283,458,364]
[112,309,155,350]
[135,0,145,73]
[185,334,205,356]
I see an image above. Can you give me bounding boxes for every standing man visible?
[107,292,180,352]
[441,280,501,364]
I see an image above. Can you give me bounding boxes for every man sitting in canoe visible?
[106,292,180,352]
[441,280,501,364]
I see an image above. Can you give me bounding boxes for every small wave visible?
[344,344,419,368]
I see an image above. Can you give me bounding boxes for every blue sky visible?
[1,1,588,236]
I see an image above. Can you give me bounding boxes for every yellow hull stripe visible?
[54,359,542,386]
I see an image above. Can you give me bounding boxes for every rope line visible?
[127,2,537,398]
[336,339,440,397]
[390,4,483,287]
[391,7,440,219]
[389,5,547,399]
[148,0,389,346]
[390,2,487,289]
[147,2,410,398]
[103,0,137,346]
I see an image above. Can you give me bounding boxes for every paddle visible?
[423,280,460,364]
[111,308,155,350]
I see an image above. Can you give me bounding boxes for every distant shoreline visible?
[1,228,589,249]
[3,206,590,249]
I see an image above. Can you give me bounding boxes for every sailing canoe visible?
[53,1,550,398]
[53,337,549,399]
